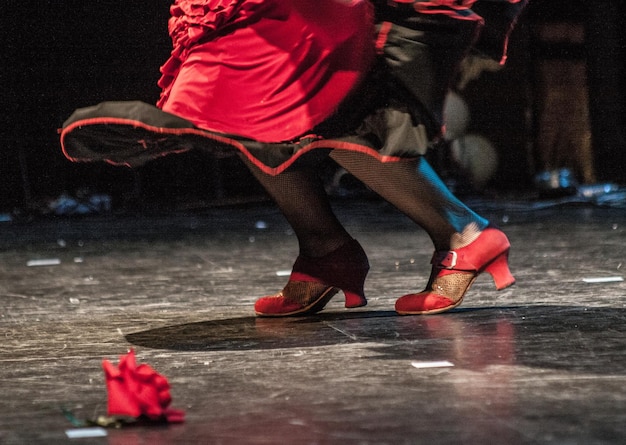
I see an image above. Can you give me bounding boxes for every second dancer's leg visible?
[330,151,515,315]
[243,158,369,316]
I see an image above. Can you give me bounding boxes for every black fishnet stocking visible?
[330,151,487,251]
[242,157,352,258]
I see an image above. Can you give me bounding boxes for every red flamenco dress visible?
[60,0,528,173]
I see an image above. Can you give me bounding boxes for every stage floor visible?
[1,198,625,444]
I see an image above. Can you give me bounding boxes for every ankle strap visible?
[432,251,458,269]
[431,250,479,271]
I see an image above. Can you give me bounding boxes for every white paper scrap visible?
[65,427,108,439]
[26,258,61,267]
[582,276,624,284]
[411,361,454,369]
[276,270,292,277]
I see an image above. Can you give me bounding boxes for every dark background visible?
[1,1,624,213]
[1,1,173,212]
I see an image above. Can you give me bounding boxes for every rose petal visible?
[104,377,142,418]
[102,359,121,378]
[119,350,137,373]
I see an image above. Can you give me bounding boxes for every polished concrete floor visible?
[1,197,625,444]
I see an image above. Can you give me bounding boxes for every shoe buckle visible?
[433,251,457,269]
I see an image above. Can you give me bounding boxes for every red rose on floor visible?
[102,349,185,423]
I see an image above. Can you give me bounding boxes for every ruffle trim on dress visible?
[412,1,482,22]
[157,0,251,108]
[60,116,408,175]
[168,0,245,51]
[59,101,413,175]
[381,0,528,64]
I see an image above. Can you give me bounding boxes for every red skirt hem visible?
[60,115,410,176]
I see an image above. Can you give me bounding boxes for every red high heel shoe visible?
[254,239,369,317]
[395,226,515,315]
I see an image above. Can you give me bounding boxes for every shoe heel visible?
[343,288,367,308]
[337,265,368,308]
[484,250,515,290]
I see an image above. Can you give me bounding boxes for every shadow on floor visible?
[126,305,626,375]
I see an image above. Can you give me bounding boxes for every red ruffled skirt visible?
[61,0,527,174]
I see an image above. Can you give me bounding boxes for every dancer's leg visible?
[330,151,487,250]
[242,158,352,258]
[241,157,369,316]
[330,150,514,315]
